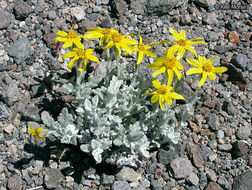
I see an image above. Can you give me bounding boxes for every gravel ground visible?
[0,0,252,190]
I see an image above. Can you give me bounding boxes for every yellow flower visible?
[103,32,138,58]
[142,79,185,111]
[28,126,48,139]
[161,27,206,59]
[63,47,99,72]
[147,49,183,86]
[84,27,119,47]
[54,25,88,49]
[186,56,228,87]
[131,33,157,65]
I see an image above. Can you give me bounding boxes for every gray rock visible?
[180,14,192,26]
[218,143,232,151]
[232,171,252,190]
[23,103,41,122]
[214,45,230,54]
[0,10,14,29]
[7,175,23,190]
[225,20,237,31]
[223,101,237,116]
[150,179,163,190]
[217,176,231,190]
[206,32,220,42]
[199,172,208,189]
[47,10,57,20]
[231,54,248,71]
[44,168,64,189]
[203,13,218,25]
[186,173,199,186]
[0,102,12,120]
[111,0,128,17]
[236,126,251,140]
[13,1,33,20]
[217,130,224,139]
[70,6,86,21]
[53,0,64,8]
[101,174,115,185]
[130,0,146,15]
[170,157,193,179]
[8,37,31,63]
[195,0,216,7]
[2,82,20,106]
[116,166,141,182]
[112,181,131,190]
[146,0,187,15]
[158,148,179,165]
[207,113,220,131]
[231,141,249,158]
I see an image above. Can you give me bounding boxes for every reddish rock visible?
[206,182,223,190]
[229,31,240,44]
[187,142,205,168]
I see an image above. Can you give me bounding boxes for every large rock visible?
[116,166,141,183]
[111,0,128,17]
[232,171,252,190]
[170,157,193,179]
[195,0,216,8]
[44,169,64,189]
[2,82,20,106]
[7,175,23,190]
[146,0,187,15]
[8,36,31,63]
[13,1,33,20]
[0,10,14,29]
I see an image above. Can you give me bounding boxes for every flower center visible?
[163,58,176,69]
[112,33,122,43]
[178,40,186,46]
[68,31,78,39]
[157,86,167,94]
[102,29,111,35]
[76,49,86,58]
[138,44,146,51]
[203,63,214,72]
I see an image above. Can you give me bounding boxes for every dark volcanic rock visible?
[231,141,249,158]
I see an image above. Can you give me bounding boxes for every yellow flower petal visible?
[74,38,84,49]
[164,95,172,105]
[136,51,144,65]
[177,47,186,59]
[170,92,185,100]
[67,57,78,70]
[159,95,166,111]
[152,79,161,89]
[85,49,94,54]
[54,37,68,43]
[115,43,122,57]
[186,68,203,75]
[180,30,186,40]
[185,45,197,57]
[208,72,216,81]
[213,66,228,74]
[28,126,36,135]
[56,30,68,37]
[62,41,73,49]
[152,67,166,78]
[151,94,159,103]
[173,67,182,81]
[63,51,77,60]
[186,58,201,68]
[86,54,100,64]
[197,71,207,87]
[169,27,180,41]
[138,32,143,44]
[144,50,157,58]
[198,56,206,66]
[167,69,174,86]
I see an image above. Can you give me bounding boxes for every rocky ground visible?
[0,0,252,190]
